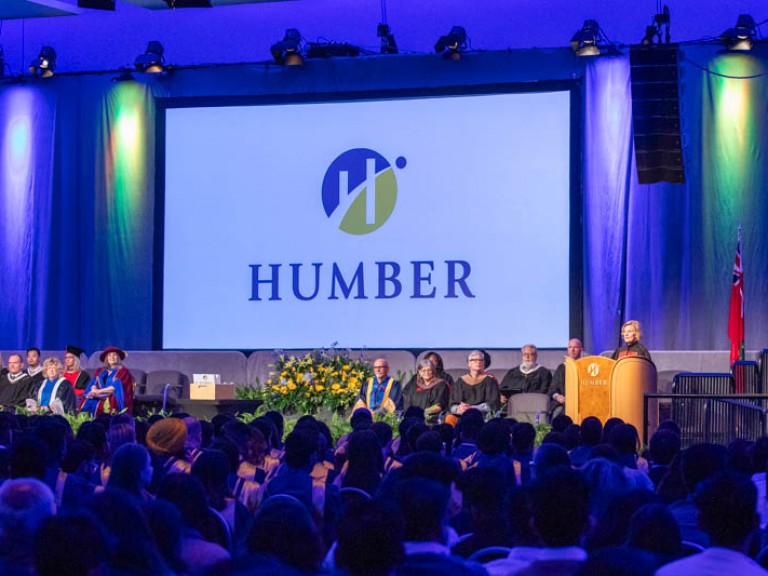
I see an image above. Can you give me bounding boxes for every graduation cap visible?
[65,345,86,358]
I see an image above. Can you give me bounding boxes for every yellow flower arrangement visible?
[258,349,373,415]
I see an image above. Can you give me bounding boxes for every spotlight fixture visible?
[29,46,57,78]
[270,29,304,66]
[378,23,398,54]
[135,41,165,73]
[722,14,757,51]
[571,20,602,56]
[641,5,671,45]
[434,26,467,60]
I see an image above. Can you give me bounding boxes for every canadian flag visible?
[728,228,744,365]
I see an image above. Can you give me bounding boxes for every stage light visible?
[571,20,601,56]
[378,23,398,54]
[434,26,467,60]
[641,25,658,46]
[29,46,56,78]
[722,14,756,51]
[271,29,304,66]
[135,41,165,73]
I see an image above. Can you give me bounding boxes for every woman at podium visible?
[612,320,652,361]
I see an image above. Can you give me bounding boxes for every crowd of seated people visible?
[0,345,135,417]
[0,402,765,575]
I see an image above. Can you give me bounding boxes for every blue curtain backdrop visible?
[0,47,766,353]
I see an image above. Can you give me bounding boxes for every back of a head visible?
[530,467,590,547]
[347,429,383,471]
[61,439,96,475]
[350,408,373,432]
[694,473,758,548]
[371,421,393,449]
[608,423,639,456]
[648,429,680,466]
[457,467,508,515]
[33,418,68,464]
[248,495,324,573]
[145,418,187,459]
[534,443,571,479]
[580,417,603,447]
[626,502,681,556]
[657,419,681,436]
[9,436,49,480]
[580,457,630,515]
[391,477,450,542]
[458,409,484,442]
[107,443,150,494]
[106,422,136,456]
[414,430,443,454]
[681,443,727,493]
[77,421,108,455]
[601,417,624,444]
[283,429,316,468]
[35,511,112,576]
[0,478,55,538]
[512,422,536,453]
[551,414,573,433]
[191,449,231,499]
[477,419,511,455]
[399,451,459,486]
[335,500,404,576]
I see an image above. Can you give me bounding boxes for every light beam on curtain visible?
[583,56,634,354]
[91,81,155,349]
[0,87,56,347]
[699,52,767,350]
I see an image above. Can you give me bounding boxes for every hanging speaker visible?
[629,45,685,184]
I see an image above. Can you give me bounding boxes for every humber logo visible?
[322,148,406,235]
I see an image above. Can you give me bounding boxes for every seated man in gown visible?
[0,354,33,408]
[353,358,403,415]
[499,344,553,404]
[549,338,585,417]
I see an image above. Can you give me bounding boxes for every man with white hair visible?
[499,344,553,404]
[353,358,403,414]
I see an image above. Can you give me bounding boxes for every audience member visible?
[657,473,764,575]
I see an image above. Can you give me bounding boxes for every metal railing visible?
[643,393,768,447]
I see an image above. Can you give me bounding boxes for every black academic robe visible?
[0,373,33,407]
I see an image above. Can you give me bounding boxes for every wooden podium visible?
[564,356,657,442]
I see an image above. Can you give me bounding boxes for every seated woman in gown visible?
[448,350,500,420]
[30,357,77,413]
[403,358,450,423]
[80,346,135,415]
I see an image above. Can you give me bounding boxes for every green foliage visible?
[534,422,552,446]
[62,411,95,435]
[257,349,373,415]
